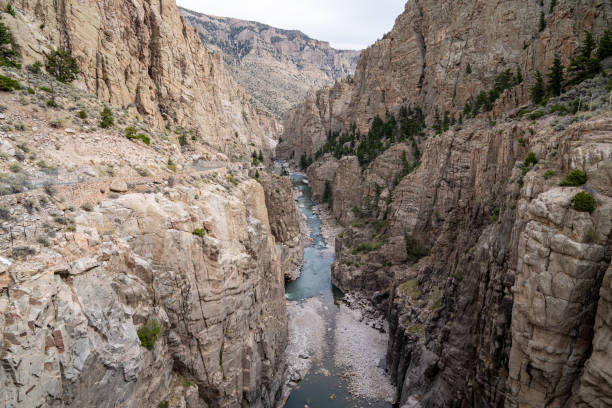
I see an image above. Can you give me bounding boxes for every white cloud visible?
[176,0,406,50]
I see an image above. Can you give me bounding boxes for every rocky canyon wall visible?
[5,0,278,158]
[278,0,612,407]
[0,176,288,408]
[277,0,612,161]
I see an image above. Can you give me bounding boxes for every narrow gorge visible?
[0,0,611,408]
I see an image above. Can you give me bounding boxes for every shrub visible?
[45,48,79,83]
[26,61,42,74]
[46,99,58,108]
[352,240,383,255]
[158,402,169,408]
[560,169,587,186]
[99,107,114,128]
[9,162,21,173]
[0,74,20,91]
[523,152,538,167]
[26,87,35,94]
[528,110,545,120]
[137,319,162,351]
[6,4,16,17]
[550,103,567,115]
[226,175,238,186]
[49,119,62,128]
[178,134,188,147]
[80,202,93,212]
[192,228,206,237]
[125,126,150,145]
[39,86,52,93]
[543,170,556,179]
[572,192,595,213]
[167,158,176,172]
[77,110,87,119]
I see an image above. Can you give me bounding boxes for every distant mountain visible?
[180,7,360,119]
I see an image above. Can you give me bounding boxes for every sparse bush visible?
[45,48,79,83]
[99,107,114,128]
[137,319,162,351]
[50,119,63,128]
[583,227,597,243]
[352,240,383,255]
[226,175,238,186]
[158,402,169,408]
[192,228,206,237]
[0,74,20,91]
[523,152,538,167]
[572,191,595,213]
[560,169,587,186]
[125,126,151,145]
[9,162,21,173]
[6,4,16,17]
[26,61,42,74]
[529,110,545,120]
[26,87,35,94]
[46,99,58,108]
[167,158,176,172]
[80,202,93,212]
[39,86,52,93]
[77,110,87,119]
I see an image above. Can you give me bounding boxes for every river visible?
[283,173,396,408]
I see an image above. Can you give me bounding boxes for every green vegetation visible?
[464,69,522,118]
[46,99,58,108]
[543,170,556,179]
[572,192,595,213]
[251,150,264,166]
[226,175,238,186]
[39,86,52,93]
[167,158,176,172]
[399,279,421,299]
[138,319,162,351]
[530,71,546,105]
[352,239,383,255]
[5,4,15,17]
[465,63,472,74]
[45,48,79,83]
[549,0,557,12]
[77,110,87,119]
[99,107,114,128]
[539,10,546,32]
[26,61,42,74]
[451,272,463,281]
[547,55,564,96]
[0,16,20,68]
[26,87,34,94]
[523,152,538,167]
[567,31,601,86]
[80,202,93,212]
[125,126,150,145]
[560,169,587,186]
[0,74,20,91]
[158,401,169,408]
[192,228,207,237]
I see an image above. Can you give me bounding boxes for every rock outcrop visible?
[277,0,611,160]
[6,0,278,158]
[259,172,305,280]
[0,175,287,408]
[180,8,360,120]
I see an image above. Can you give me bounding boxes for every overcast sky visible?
[175,0,406,50]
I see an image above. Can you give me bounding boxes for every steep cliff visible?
[278,0,612,160]
[5,0,278,158]
[278,1,612,406]
[180,8,360,120]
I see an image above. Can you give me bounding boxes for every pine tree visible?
[567,31,601,85]
[547,55,564,96]
[258,150,263,162]
[549,0,557,13]
[466,63,472,74]
[100,107,114,128]
[515,68,523,84]
[539,11,546,32]
[530,71,546,105]
[596,29,612,61]
[45,48,79,83]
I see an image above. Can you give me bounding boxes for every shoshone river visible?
[283,172,397,408]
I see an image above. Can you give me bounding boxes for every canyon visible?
[0,0,611,407]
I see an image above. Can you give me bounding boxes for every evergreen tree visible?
[323,180,332,206]
[549,0,557,13]
[45,48,79,83]
[258,150,263,162]
[547,55,564,96]
[100,107,114,128]
[597,29,612,61]
[515,68,523,84]
[466,63,472,74]
[539,11,546,32]
[530,71,546,105]
[567,31,601,85]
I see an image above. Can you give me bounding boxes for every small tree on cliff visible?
[539,11,546,32]
[45,48,79,83]
[323,180,332,207]
[530,71,546,105]
[547,55,564,96]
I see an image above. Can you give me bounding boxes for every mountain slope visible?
[180,7,360,119]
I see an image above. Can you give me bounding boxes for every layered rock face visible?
[277,0,611,160]
[180,8,360,120]
[0,176,287,408]
[259,172,305,280]
[7,0,277,158]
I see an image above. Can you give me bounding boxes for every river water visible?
[284,173,396,408]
